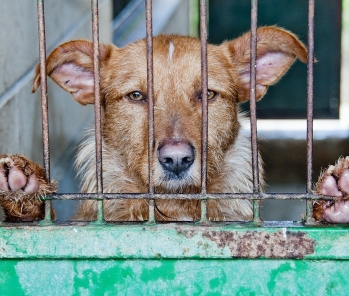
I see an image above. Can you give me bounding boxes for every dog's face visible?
[100,36,241,193]
[33,27,307,193]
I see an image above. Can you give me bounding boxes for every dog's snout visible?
[158,141,195,176]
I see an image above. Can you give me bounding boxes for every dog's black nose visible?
[158,141,195,175]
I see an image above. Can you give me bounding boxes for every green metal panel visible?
[1,259,349,295]
[1,223,349,294]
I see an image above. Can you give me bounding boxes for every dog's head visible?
[33,27,307,193]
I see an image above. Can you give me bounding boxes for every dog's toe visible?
[322,200,349,223]
[314,156,349,223]
[0,155,41,195]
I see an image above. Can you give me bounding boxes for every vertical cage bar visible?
[306,0,315,222]
[200,0,208,222]
[37,0,52,221]
[146,0,155,223]
[250,0,261,222]
[91,0,104,222]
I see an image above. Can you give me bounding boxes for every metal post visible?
[146,0,155,223]
[250,0,262,223]
[36,0,52,222]
[200,0,208,223]
[306,0,315,224]
[91,0,104,222]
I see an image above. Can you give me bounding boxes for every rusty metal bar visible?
[91,0,104,222]
[306,0,315,223]
[146,0,155,223]
[250,0,261,223]
[36,0,52,222]
[45,192,332,201]
[249,0,259,193]
[199,0,208,223]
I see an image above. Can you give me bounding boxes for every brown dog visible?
[0,27,348,222]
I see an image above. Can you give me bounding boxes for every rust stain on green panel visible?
[177,227,316,258]
[183,229,315,258]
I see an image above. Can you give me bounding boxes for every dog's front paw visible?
[0,154,57,221]
[314,157,349,223]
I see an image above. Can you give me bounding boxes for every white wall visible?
[0,0,112,166]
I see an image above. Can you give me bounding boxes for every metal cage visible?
[1,1,349,294]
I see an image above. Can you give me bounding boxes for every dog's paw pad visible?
[0,155,42,196]
[315,156,349,223]
[338,169,349,195]
[322,200,349,223]
[318,172,343,197]
[0,155,57,221]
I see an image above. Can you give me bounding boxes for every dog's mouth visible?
[161,170,190,181]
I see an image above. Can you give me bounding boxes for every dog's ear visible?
[32,40,114,105]
[222,26,308,102]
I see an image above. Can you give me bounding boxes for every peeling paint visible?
[202,230,315,258]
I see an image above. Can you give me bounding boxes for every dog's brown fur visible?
[3,26,345,223]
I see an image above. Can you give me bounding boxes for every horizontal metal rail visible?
[43,193,334,201]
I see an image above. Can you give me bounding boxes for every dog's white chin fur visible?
[152,163,202,193]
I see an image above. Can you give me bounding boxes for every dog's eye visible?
[199,90,217,101]
[127,91,145,102]
[207,90,217,100]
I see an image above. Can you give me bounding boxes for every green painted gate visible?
[1,222,349,295]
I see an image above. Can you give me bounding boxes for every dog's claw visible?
[314,156,349,223]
